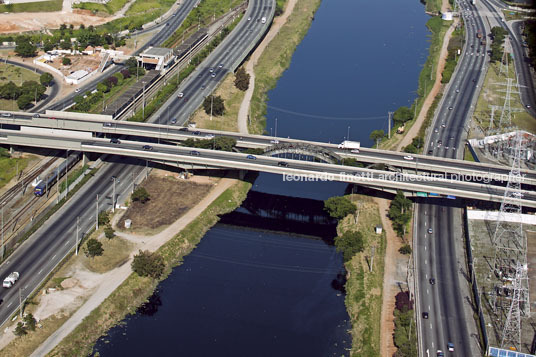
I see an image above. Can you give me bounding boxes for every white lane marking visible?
[425,259,427,265]
[425,245,427,251]
[52,254,56,260]
[7,302,11,308]
[426,274,428,279]
[429,305,431,310]
[427,289,429,294]
[65,241,70,246]
[38,269,43,275]
[432,342,434,348]
[425,221,427,227]
[430,323,433,330]
[24,284,28,289]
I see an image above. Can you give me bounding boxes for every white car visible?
[512,192,524,198]
[205,134,215,139]
[350,149,360,153]
[270,139,279,144]
[403,155,414,161]
[177,92,184,98]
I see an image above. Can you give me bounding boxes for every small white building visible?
[375,225,383,234]
[442,12,453,20]
[66,70,90,85]
[138,47,174,71]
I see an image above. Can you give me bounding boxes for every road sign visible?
[416,192,428,197]
[446,195,456,200]
[429,192,440,197]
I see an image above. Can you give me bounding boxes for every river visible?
[93,0,430,355]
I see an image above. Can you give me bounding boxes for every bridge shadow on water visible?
[217,190,339,244]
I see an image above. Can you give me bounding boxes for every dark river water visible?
[94,0,430,355]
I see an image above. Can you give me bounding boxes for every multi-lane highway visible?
[416,0,489,356]
[0,0,274,335]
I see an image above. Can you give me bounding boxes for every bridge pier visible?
[82,152,89,166]
[9,146,14,155]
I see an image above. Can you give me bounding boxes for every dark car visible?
[277,161,289,167]
[142,145,153,151]
[33,113,40,118]
[246,155,257,160]
[178,127,188,132]
[437,351,444,357]
[110,138,121,144]
[429,278,436,285]
[190,150,200,156]
[428,149,433,155]
[193,131,201,135]
[428,228,433,234]
[422,312,429,319]
[171,118,177,124]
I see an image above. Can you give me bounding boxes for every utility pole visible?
[142,81,146,120]
[1,202,4,259]
[19,287,23,319]
[347,126,350,141]
[210,95,213,121]
[370,246,376,272]
[388,111,393,139]
[275,117,278,138]
[96,194,99,230]
[65,151,69,196]
[75,216,80,256]
[112,177,117,213]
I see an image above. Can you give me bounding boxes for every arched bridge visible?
[264,142,341,164]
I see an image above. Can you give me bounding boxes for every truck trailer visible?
[337,141,361,151]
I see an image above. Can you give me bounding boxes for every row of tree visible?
[393,291,418,357]
[182,136,237,151]
[388,191,413,237]
[489,26,508,63]
[0,80,47,109]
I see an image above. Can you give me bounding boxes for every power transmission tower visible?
[498,78,514,127]
[490,130,530,348]
[500,262,529,351]
[499,39,509,76]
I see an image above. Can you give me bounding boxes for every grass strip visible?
[59,165,88,193]
[0,0,62,13]
[48,177,252,356]
[72,0,130,15]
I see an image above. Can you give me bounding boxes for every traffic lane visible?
[0,158,141,325]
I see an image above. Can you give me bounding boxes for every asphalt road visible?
[416,0,487,355]
[0,0,273,333]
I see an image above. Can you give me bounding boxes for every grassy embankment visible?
[0,0,62,13]
[338,195,385,356]
[380,16,451,151]
[472,61,536,133]
[0,148,31,191]
[0,63,41,111]
[46,178,252,356]
[72,0,130,15]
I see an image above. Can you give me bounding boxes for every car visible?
[438,140,443,146]
[209,67,214,73]
[447,342,454,352]
[205,134,215,139]
[172,13,176,16]
[166,22,170,26]
[75,88,81,93]
[277,161,289,167]
[270,139,279,144]
[246,155,257,160]
[1,113,11,117]
[110,138,120,144]
[190,150,200,156]
[526,104,531,109]
[455,89,460,93]
[33,113,40,118]
[247,17,251,21]
[422,312,429,319]
[104,122,113,127]
[178,127,189,132]
[441,123,446,128]
[471,44,474,48]
[218,63,223,68]
[477,49,480,53]
[428,228,433,234]
[437,351,444,357]
[201,85,206,90]
[211,72,216,78]
[512,192,524,198]
[142,145,153,151]
[193,131,201,135]
[197,73,203,78]
[178,92,184,98]
[472,78,476,82]
[351,149,360,153]
[448,107,453,110]
[429,278,436,285]
[428,149,433,155]
[403,155,414,161]
[171,118,177,124]
[434,128,439,133]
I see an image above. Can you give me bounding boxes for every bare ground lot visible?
[118,175,213,232]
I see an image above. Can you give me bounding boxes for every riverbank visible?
[337,195,385,356]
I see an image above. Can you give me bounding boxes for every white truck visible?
[337,141,360,152]
[3,272,19,288]
[261,16,267,24]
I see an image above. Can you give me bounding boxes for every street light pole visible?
[347,126,350,141]
[210,95,213,121]
[75,216,79,256]
[96,194,99,230]
[112,177,117,213]
[142,81,146,120]
[1,202,4,259]
[275,117,278,138]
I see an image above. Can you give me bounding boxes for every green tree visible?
[393,106,413,126]
[132,187,150,203]
[59,41,72,50]
[388,191,413,237]
[0,81,21,99]
[15,39,37,57]
[403,144,417,154]
[234,67,250,91]
[85,238,103,258]
[131,250,165,279]
[23,313,37,331]
[40,72,54,87]
[104,226,115,239]
[17,93,33,109]
[202,95,225,116]
[96,82,108,93]
[13,322,27,336]
[62,57,71,66]
[399,244,412,255]
[335,230,365,262]
[98,211,110,226]
[370,129,385,147]
[124,56,138,69]
[324,196,357,220]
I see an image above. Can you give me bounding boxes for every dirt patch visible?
[118,176,213,231]
[47,54,102,77]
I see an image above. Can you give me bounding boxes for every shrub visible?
[62,57,71,66]
[132,187,150,203]
[132,250,165,279]
[324,196,357,220]
[335,230,364,262]
[85,238,103,258]
[104,226,115,239]
[399,244,412,255]
[98,211,110,226]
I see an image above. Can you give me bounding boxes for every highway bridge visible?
[1,125,536,207]
[0,110,535,186]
